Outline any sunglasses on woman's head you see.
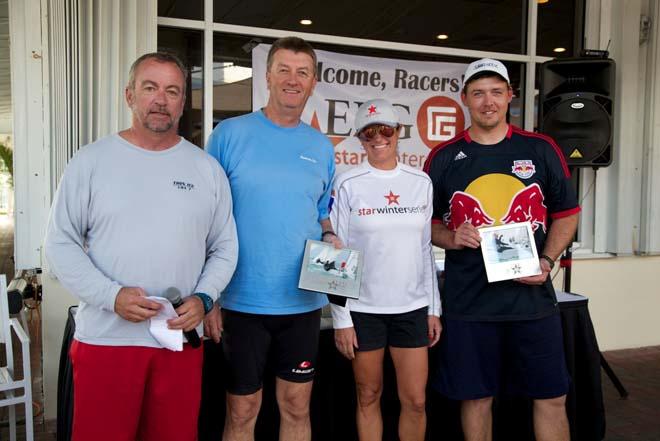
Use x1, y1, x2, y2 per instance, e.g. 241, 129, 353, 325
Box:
357, 124, 399, 141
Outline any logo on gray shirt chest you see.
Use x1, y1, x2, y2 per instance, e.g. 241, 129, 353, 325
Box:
173, 180, 195, 191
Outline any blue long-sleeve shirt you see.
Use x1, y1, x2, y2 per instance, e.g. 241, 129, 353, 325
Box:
206, 110, 334, 314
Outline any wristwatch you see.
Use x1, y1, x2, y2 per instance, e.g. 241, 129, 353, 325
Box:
193, 292, 214, 315
540, 254, 555, 270
321, 230, 337, 240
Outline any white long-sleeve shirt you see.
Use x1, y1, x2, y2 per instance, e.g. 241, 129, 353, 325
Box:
44, 134, 238, 347
330, 161, 441, 329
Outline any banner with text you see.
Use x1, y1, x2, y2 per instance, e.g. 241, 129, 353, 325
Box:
252, 44, 470, 172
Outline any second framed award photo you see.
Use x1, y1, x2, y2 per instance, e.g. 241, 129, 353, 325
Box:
298, 240, 363, 298
479, 221, 542, 283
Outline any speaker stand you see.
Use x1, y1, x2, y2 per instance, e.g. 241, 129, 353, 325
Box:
560, 228, 628, 399
600, 353, 629, 399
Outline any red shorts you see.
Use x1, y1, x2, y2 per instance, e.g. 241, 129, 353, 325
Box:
70, 340, 203, 441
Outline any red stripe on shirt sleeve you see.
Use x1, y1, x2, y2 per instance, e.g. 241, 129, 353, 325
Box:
550, 206, 581, 219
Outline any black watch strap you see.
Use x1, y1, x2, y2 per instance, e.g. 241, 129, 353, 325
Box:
321, 230, 337, 239
193, 292, 214, 315
540, 254, 555, 270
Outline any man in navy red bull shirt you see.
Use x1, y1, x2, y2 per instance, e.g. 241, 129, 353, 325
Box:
424, 58, 580, 441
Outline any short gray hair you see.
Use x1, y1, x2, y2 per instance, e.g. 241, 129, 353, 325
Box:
127, 52, 188, 95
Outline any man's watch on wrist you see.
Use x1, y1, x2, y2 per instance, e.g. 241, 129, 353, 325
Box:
193, 292, 214, 315
321, 230, 337, 240
540, 254, 555, 270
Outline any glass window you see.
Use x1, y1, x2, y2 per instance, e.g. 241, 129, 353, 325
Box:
213, 0, 527, 54
536, 0, 583, 58
211, 33, 271, 127
157, 27, 204, 146
505, 62, 525, 129
534, 63, 542, 130
158, 0, 203, 21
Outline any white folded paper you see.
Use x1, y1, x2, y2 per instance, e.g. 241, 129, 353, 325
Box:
148, 296, 183, 351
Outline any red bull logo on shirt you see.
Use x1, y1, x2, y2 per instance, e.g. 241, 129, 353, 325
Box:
501, 183, 547, 232
511, 160, 536, 179
443, 192, 495, 230
444, 173, 548, 233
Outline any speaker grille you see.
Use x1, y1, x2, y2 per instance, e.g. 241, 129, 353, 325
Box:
539, 58, 615, 167
542, 95, 612, 166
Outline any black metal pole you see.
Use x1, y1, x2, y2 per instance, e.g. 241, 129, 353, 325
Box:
600, 353, 629, 399
561, 245, 572, 293
561, 166, 577, 293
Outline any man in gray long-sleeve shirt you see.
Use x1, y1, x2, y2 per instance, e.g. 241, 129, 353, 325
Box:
44, 52, 238, 441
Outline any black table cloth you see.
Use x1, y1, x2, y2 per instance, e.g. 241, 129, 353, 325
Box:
57, 292, 605, 441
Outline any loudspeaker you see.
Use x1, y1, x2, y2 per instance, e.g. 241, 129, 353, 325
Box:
539, 58, 615, 167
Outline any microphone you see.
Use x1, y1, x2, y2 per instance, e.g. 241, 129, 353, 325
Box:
162, 287, 201, 348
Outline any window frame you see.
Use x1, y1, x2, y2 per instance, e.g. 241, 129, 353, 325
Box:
158, 0, 553, 144
157, 0, 623, 257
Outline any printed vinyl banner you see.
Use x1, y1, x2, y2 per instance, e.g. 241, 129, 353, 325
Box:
252, 44, 470, 172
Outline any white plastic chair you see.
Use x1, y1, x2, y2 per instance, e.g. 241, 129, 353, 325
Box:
0, 274, 33, 441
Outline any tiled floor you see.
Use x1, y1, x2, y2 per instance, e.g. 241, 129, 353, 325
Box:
0, 216, 658, 440
601, 346, 660, 441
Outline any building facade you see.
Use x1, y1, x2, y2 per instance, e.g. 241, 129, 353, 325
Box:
7, 0, 660, 419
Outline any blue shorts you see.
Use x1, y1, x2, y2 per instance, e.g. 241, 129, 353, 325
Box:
431, 313, 570, 400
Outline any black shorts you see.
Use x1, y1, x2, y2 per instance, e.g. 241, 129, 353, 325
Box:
430, 313, 570, 400
351, 306, 429, 351
221, 308, 321, 395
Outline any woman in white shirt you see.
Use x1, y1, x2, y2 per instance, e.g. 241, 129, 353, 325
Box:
330, 98, 442, 441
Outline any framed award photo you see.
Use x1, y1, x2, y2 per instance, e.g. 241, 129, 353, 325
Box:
298, 240, 363, 299
479, 222, 542, 283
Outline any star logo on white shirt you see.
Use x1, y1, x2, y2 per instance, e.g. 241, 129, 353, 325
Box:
384, 190, 400, 206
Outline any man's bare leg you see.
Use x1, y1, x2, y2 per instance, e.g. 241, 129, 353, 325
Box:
223, 390, 262, 441
276, 378, 313, 441
533, 395, 569, 441
461, 397, 493, 441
